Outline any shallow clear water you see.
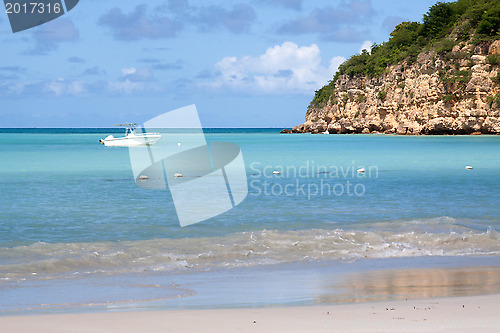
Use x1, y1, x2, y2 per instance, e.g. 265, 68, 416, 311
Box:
0, 129, 499, 312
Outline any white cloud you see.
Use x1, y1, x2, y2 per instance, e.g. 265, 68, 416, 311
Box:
121, 67, 154, 81
1, 66, 159, 97
0, 78, 87, 97
359, 40, 373, 54
204, 41, 344, 94
0, 67, 158, 97
109, 67, 157, 94
108, 80, 144, 94
121, 67, 137, 75
329, 56, 346, 74
44, 78, 85, 97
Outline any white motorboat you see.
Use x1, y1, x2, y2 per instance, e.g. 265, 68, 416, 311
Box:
99, 123, 161, 147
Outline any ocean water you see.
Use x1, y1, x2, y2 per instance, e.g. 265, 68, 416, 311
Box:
0, 129, 499, 312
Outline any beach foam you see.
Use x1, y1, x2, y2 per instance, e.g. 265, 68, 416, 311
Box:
1, 217, 498, 281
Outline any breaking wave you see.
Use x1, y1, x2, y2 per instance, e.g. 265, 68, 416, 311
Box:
1, 217, 498, 281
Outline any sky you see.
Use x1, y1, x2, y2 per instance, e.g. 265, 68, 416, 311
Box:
0, 0, 439, 128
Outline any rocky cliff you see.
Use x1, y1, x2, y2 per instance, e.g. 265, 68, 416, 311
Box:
289, 40, 500, 135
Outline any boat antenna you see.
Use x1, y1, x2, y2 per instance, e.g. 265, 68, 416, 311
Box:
114, 123, 137, 127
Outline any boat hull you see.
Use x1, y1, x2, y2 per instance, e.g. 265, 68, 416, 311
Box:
101, 135, 161, 147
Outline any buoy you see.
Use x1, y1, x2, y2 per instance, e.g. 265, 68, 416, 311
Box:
357, 168, 365, 173
273, 171, 280, 174
465, 166, 473, 170
139, 175, 149, 180
174, 173, 183, 178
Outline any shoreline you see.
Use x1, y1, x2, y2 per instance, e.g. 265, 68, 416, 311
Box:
2, 256, 500, 316
280, 128, 500, 135
1, 293, 499, 332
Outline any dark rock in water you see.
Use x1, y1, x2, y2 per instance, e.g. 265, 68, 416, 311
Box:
280, 129, 292, 134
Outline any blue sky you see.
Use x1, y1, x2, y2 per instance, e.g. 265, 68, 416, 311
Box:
0, 0, 438, 128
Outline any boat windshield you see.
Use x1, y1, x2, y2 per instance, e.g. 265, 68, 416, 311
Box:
115, 123, 137, 136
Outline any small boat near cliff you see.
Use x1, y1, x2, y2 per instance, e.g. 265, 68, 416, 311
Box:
99, 123, 161, 147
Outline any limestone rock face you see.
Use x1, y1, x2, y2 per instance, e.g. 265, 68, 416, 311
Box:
293, 40, 500, 135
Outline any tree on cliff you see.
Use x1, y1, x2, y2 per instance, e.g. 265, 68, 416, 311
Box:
309, 0, 500, 111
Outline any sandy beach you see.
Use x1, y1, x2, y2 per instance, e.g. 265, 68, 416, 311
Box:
1, 294, 498, 333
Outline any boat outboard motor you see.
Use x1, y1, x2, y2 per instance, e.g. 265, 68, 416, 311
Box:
99, 135, 114, 144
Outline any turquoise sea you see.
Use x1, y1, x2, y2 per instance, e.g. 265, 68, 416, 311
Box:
1, 129, 499, 314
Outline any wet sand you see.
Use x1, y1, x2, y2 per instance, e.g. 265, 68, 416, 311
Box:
2, 259, 500, 332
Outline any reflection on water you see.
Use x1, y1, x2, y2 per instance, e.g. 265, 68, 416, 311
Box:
318, 266, 500, 304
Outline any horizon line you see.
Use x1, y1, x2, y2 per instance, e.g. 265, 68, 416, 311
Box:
0, 126, 290, 129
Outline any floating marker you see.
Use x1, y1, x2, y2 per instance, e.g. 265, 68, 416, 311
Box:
129, 105, 248, 227
357, 168, 365, 173
465, 166, 473, 170
273, 171, 280, 174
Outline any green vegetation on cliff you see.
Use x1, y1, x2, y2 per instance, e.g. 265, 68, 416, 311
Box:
309, 0, 500, 110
